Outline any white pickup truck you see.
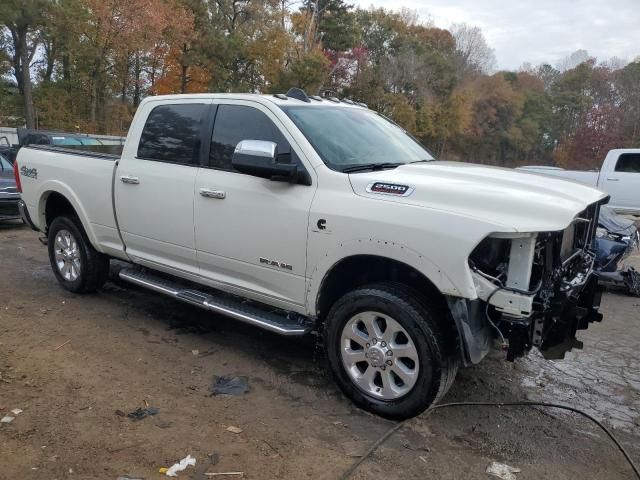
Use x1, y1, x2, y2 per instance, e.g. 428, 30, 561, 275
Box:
15, 90, 608, 419
518, 149, 640, 215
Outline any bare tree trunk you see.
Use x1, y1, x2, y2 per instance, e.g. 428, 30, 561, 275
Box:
90, 74, 98, 124
180, 44, 188, 93
133, 52, 142, 107
19, 38, 36, 128
121, 51, 131, 103
149, 51, 158, 90
96, 76, 106, 133
89, 55, 103, 126
121, 77, 127, 104
62, 53, 71, 82
43, 39, 56, 82
9, 28, 24, 94
181, 65, 188, 93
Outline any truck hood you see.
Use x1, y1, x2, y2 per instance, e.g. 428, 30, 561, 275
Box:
349, 161, 608, 232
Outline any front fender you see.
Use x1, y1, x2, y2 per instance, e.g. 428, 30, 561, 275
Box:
305, 237, 467, 316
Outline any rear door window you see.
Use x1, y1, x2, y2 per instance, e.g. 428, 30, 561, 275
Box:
210, 105, 291, 171
137, 104, 207, 165
614, 153, 640, 173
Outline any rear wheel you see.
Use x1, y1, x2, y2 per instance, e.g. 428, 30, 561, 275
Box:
48, 216, 109, 293
324, 282, 458, 419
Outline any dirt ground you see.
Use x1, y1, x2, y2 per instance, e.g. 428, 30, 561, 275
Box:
1, 221, 639, 480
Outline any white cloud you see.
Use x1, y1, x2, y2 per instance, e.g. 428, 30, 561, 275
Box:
353, 0, 640, 70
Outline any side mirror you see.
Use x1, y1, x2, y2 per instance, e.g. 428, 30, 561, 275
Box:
232, 140, 298, 182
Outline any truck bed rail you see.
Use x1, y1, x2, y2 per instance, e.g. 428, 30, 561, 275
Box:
23, 145, 120, 161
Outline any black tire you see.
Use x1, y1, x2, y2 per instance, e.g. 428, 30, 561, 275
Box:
48, 216, 109, 293
324, 282, 458, 420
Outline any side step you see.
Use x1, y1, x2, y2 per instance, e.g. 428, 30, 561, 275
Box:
118, 268, 313, 336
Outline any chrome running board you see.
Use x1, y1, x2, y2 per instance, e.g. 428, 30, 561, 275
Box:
118, 267, 313, 336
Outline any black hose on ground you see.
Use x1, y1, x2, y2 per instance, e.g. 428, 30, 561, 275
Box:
339, 401, 640, 480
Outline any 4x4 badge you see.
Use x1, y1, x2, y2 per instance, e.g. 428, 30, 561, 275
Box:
20, 166, 38, 179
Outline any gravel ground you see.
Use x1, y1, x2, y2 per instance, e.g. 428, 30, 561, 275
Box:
1, 221, 638, 480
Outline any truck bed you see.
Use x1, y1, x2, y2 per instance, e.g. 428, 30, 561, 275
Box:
17, 145, 124, 257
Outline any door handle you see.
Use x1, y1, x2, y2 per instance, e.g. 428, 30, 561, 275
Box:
199, 188, 226, 199
120, 175, 140, 185
606, 177, 619, 181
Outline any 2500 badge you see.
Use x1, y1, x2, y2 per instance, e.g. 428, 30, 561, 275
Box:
366, 181, 414, 196
20, 166, 38, 179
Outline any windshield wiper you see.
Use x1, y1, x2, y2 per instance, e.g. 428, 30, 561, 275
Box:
341, 162, 404, 173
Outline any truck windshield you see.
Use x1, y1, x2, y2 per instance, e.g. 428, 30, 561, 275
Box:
281, 106, 434, 172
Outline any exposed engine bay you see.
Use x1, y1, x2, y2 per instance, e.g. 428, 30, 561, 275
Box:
463, 200, 606, 362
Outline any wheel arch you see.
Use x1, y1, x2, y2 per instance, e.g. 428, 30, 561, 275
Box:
308, 238, 461, 317
315, 254, 450, 321
37, 184, 102, 252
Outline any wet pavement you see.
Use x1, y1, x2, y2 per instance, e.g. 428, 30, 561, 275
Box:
518, 253, 640, 432
1, 221, 639, 479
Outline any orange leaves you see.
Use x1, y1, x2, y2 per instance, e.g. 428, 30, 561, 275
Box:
151, 46, 211, 95
80, 0, 192, 55
246, 26, 292, 88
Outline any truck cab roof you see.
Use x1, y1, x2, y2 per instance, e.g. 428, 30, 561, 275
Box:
141, 92, 368, 109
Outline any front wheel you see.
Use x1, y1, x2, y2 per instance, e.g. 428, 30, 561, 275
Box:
324, 283, 458, 419
48, 216, 109, 293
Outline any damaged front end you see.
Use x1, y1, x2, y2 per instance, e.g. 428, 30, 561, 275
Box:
455, 201, 606, 363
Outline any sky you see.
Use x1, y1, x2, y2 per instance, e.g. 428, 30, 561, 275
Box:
352, 0, 640, 70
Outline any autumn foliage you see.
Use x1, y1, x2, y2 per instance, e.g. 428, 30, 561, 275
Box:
1, 0, 639, 169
